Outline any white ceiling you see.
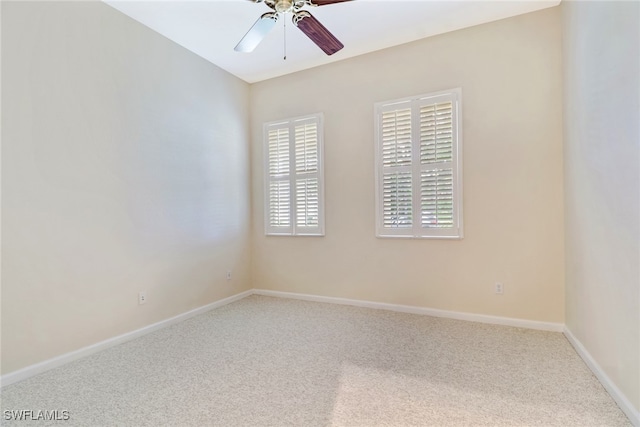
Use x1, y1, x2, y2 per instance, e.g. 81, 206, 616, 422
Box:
104, 0, 560, 83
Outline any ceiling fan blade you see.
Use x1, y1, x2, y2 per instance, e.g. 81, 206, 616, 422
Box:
307, 0, 353, 5
293, 11, 344, 56
234, 12, 278, 53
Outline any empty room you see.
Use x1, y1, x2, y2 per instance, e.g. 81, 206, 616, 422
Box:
1, 0, 638, 425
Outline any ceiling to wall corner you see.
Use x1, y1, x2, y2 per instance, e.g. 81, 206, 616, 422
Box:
104, 0, 560, 83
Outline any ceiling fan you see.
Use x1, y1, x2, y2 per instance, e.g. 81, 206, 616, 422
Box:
235, 0, 352, 56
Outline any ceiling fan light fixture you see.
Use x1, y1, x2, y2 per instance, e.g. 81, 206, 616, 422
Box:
275, 0, 294, 13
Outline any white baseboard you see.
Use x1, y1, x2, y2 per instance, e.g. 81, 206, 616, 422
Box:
0, 289, 253, 388
563, 327, 640, 426
252, 289, 565, 332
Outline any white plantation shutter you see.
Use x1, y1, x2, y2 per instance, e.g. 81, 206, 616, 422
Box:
381, 108, 412, 167
382, 172, 413, 228
269, 181, 290, 227
268, 127, 290, 176
295, 123, 318, 173
375, 89, 462, 238
379, 103, 413, 232
264, 114, 324, 236
420, 102, 453, 164
418, 99, 456, 235
267, 125, 291, 232
420, 169, 453, 228
294, 121, 320, 229
296, 178, 319, 227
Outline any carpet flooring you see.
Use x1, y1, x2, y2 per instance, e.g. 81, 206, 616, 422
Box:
0, 295, 632, 426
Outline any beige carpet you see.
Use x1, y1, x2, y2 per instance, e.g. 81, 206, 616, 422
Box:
0, 295, 631, 426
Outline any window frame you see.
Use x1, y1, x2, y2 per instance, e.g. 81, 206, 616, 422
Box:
374, 88, 463, 239
263, 113, 325, 237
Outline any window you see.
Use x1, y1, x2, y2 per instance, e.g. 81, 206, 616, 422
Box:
374, 89, 463, 239
264, 113, 324, 236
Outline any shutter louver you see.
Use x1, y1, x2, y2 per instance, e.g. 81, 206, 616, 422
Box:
383, 172, 413, 228
420, 102, 453, 164
421, 169, 454, 228
381, 108, 412, 167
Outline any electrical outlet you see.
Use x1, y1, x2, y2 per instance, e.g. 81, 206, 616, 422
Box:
495, 282, 504, 295
226, 271, 232, 281
139, 292, 147, 305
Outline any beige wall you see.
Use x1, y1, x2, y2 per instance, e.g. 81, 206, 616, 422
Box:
251, 8, 565, 323
1, 1, 251, 374
562, 0, 640, 413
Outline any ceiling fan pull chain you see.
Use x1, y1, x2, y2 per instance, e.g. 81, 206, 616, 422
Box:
283, 12, 287, 60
